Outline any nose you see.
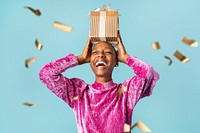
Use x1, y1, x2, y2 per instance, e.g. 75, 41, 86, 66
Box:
98, 53, 105, 58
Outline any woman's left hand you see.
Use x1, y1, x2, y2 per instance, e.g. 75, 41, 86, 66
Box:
117, 31, 129, 63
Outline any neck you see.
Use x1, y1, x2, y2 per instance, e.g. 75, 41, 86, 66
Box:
95, 76, 112, 83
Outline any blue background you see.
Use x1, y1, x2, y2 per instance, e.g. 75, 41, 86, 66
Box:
0, 0, 200, 133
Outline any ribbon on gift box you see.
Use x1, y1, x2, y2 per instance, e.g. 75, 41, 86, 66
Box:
99, 11, 106, 41
95, 4, 113, 12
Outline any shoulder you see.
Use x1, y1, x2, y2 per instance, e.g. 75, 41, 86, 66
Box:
70, 77, 87, 85
70, 78, 88, 91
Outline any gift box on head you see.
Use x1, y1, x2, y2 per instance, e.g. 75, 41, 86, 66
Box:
89, 5, 119, 47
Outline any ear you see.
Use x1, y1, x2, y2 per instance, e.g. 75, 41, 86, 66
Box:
115, 51, 119, 67
89, 62, 92, 68
115, 59, 119, 67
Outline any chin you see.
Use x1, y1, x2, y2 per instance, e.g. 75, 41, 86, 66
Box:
92, 67, 113, 78
95, 71, 112, 78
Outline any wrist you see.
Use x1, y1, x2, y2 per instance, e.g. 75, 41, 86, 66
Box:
123, 54, 129, 63
77, 55, 85, 65
120, 54, 129, 64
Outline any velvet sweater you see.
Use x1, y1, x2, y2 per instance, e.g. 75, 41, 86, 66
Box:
39, 53, 159, 133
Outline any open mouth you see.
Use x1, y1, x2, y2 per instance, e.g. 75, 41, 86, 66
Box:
95, 61, 107, 69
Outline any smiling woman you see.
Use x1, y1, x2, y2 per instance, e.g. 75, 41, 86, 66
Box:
89, 42, 118, 83
39, 31, 159, 133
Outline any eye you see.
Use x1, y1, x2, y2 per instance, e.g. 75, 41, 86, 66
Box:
91, 51, 98, 54
104, 51, 112, 54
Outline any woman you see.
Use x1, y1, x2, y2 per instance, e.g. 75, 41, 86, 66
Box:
39, 32, 159, 133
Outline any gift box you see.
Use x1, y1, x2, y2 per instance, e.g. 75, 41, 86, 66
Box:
89, 6, 119, 46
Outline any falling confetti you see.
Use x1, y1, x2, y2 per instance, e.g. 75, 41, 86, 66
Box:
53, 21, 72, 32
23, 102, 37, 107
131, 121, 151, 132
124, 123, 131, 132
35, 39, 43, 51
73, 95, 79, 100
25, 57, 36, 68
24, 6, 41, 16
182, 36, 198, 47
173, 50, 190, 63
152, 42, 160, 50
164, 56, 172, 66
116, 86, 127, 99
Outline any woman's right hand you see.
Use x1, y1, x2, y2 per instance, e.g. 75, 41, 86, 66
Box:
77, 37, 93, 65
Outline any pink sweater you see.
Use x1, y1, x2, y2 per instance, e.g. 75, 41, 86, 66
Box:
39, 53, 159, 133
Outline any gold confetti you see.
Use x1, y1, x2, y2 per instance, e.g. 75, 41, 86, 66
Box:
164, 56, 172, 66
24, 6, 41, 16
131, 121, 151, 132
173, 50, 190, 63
73, 95, 79, 100
182, 36, 198, 47
35, 39, 43, 51
53, 21, 72, 32
23, 102, 37, 107
124, 123, 131, 132
152, 42, 160, 50
116, 86, 127, 99
25, 57, 36, 68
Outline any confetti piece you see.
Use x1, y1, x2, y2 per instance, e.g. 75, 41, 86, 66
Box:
182, 36, 198, 47
164, 56, 172, 66
53, 21, 72, 32
131, 123, 137, 130
131, 121, 151, 132
116, 86, 127, 99
23, 102, 37, 107
173, 50, 190, 63
35, 39, 43, 51
73, 95, 79, 100
25, 57, 36, 68
124, 123, 131, 132
152, 42, 160, 50
24, 6, 41, 16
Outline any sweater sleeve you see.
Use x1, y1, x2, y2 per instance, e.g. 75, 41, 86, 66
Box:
39, 53, 86, 108
122, 56, 160, 109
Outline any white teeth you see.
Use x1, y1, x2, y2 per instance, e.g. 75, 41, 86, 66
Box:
95, 61, 107, 67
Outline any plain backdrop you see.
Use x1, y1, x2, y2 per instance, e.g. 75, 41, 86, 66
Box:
0, 0, 200, 133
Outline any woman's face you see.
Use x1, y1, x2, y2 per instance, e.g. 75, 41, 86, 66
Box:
90, 42, 117, 80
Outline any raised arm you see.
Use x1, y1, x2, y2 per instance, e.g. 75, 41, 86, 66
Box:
39, 38, 92, 108
117, 31, 160, 109
39, 54, 82, 107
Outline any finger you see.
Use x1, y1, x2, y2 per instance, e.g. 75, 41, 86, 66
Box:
117, 30, 122, 39
87, 37, 93, 48
117, 36, 121, 43
117, 30, 120, 35
117, 32, 123, 44
86, 37, 91, 45
117, 36, 123, 48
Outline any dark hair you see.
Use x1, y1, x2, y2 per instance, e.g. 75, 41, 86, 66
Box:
92, 41, 117, 51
